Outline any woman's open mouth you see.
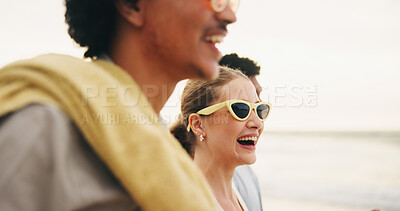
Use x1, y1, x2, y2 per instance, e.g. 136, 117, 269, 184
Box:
237, 136, 257, 147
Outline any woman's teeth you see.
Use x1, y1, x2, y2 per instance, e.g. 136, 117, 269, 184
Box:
237, 136, 257, 141
237, 136, 257, 146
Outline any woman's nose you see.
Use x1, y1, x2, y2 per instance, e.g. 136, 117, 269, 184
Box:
247, 110, 263, 130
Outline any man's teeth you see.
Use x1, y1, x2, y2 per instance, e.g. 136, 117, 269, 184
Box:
205, 35, 224, 43
237, 136, 258, 141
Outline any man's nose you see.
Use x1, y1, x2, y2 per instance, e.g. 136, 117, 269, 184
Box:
215, 3, 237, 25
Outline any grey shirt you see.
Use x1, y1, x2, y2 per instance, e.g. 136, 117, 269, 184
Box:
233, 165, 264, 211
0, 104, 139, 211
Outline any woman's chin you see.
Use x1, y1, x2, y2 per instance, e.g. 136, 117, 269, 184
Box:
238, 155, 256, 166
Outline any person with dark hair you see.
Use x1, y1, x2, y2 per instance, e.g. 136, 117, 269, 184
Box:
0, 0, 239, 210
220, 53, 265, 211
220, 53, 263, 97
171, 67, 270, 210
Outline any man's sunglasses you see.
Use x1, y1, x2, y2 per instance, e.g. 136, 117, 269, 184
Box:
187, 99, 271, 132
210, 0, 240, 13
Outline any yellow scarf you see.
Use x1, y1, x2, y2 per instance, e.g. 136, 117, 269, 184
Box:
0, 54, 216, 210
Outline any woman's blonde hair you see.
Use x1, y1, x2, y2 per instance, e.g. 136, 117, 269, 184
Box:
170, 66, 248, 157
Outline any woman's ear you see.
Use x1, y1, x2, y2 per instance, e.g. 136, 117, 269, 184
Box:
188, 114, 205, 137
115, 0, 145, 27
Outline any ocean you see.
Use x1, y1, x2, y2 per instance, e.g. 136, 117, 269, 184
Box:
252, 131, 400, 211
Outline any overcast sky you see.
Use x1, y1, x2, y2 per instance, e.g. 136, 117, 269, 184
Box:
1, 0, 399, 131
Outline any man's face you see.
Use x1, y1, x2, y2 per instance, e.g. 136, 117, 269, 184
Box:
141, 0, 237, 81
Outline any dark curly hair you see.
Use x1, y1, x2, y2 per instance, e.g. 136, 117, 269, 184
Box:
219, 53, 261, 77
65, 0, 139, 58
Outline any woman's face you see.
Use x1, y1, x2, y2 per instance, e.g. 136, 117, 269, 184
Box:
202, 77, 264, 167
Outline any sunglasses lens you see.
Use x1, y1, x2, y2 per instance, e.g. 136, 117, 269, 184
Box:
231, 103, 250, 119
257, 104, 270, 120
211, 0, 227, 12
229, 0, 240, 13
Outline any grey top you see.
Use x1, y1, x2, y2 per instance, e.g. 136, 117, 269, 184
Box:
233, 165, 264, 211
0, 104, 139, 211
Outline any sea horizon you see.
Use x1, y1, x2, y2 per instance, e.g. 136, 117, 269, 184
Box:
252, 131, 400, 211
